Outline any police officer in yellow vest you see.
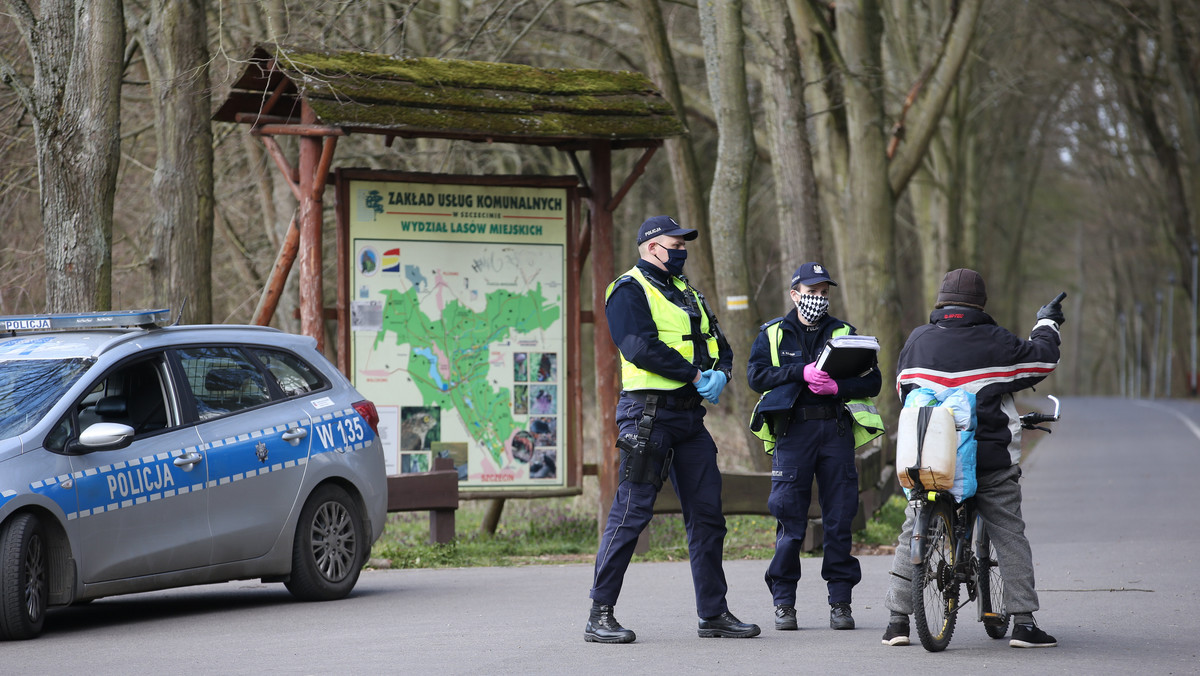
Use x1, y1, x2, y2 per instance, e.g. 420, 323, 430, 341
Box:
746, 262, 882, 632
585, 216, 760, 644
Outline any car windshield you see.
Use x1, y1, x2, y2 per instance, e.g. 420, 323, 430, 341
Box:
0, 358, 92, 439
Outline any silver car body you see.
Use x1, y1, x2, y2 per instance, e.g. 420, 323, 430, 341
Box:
0, 320, 386, 606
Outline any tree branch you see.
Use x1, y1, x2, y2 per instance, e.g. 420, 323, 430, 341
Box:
0, 53, 32, 112
887, 0, 982, 196
799, 0, 849, 73
5, 0, 36, 36
0, 0, 37, 112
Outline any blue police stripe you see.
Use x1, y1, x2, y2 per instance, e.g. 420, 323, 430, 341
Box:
14, 406, 375, 521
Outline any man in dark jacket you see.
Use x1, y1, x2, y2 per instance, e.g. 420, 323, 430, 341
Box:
883, 268, 1063, 649
747, 262, 882, 632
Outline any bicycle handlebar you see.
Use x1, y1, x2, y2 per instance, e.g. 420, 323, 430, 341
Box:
1019, 394, 1061, 432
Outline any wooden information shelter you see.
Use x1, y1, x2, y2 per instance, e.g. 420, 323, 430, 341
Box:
214, 44, 685, 528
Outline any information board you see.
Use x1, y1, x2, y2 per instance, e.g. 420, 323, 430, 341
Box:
345, 175, 570, 491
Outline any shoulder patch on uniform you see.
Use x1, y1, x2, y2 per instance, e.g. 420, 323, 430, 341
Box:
759, 316, 785, 331
604, 275, 639, 306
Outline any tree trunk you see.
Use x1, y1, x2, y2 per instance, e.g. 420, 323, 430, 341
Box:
139, 0, 214, 323
748, 0, 824, 294
1159, 0, 1200, 226
634, 0, 716, 292
698, 0, 764, 467
834, 0, 904, 434
5, 0, 126, 312
791, 0, 848, 262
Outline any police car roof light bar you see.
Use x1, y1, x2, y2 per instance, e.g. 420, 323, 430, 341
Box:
1, 309, 173, 333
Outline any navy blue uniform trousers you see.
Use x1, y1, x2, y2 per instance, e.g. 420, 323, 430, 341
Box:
764, 412, 862, 606
589, 395, 730, 618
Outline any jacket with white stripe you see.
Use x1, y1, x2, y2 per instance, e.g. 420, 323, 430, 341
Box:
896, 305, 1061, 472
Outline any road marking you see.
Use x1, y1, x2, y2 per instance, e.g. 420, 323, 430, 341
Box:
1136, 400, 1200, 442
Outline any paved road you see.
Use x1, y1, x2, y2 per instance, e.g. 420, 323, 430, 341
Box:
4, 397, 1198, 674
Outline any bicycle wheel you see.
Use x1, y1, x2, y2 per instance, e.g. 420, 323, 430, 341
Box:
912, 499, 958, 652
975, 520, 1010, 639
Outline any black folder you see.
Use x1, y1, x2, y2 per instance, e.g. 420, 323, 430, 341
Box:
815, 335, 880, 378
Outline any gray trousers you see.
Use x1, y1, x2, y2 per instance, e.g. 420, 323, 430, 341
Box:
885, 464, 1040, 617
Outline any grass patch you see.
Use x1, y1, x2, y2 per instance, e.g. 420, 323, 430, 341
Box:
855, 494, 907, 547
369, 493, 906, 569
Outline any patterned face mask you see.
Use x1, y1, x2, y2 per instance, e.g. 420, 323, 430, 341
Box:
794, 293, 829, 324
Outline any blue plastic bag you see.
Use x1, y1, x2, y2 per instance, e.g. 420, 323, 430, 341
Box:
901, 387, 977, 500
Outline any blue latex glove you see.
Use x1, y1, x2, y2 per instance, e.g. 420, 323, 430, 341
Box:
696, 369, 727, 404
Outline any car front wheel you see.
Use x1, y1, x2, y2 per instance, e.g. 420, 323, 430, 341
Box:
285, 485, 365, 601
0, 513, 48, 640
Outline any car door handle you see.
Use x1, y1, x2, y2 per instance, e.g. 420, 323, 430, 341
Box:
173, 451, 203, 470
281, 428, 308, 445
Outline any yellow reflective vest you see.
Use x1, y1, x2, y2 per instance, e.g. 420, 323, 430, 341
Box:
750, 321, 885, 452
605, 266, 719, 391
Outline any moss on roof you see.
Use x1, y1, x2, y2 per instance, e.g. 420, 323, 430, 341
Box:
215, 44, 686, 143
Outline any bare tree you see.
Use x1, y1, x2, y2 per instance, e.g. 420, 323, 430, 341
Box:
698, 0, 764, 465
132, 0, 214, 323
747, 0, 824, 284
791, 0, 982, 431
634, 0, 716, 292
0, 0, 125, 311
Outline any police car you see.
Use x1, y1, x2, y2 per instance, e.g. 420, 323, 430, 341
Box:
0, 310, 387, 639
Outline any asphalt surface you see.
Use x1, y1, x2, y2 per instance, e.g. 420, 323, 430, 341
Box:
4, 396, 1198, 674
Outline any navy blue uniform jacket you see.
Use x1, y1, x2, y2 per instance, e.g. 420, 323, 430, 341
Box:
746, 311, 882, 433
605, 259, 734, 394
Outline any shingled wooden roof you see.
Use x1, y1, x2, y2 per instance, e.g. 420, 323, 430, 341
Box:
214, 44, 686, 146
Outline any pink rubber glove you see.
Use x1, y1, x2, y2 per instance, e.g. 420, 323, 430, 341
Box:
803, 362, 838, 395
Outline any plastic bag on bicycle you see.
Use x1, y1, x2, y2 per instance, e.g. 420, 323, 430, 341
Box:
896, 387, 978, 501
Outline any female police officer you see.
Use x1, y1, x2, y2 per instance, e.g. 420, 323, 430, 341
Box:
746, 262, 882, 632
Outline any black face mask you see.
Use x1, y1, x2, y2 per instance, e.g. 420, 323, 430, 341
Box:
655, 246, 687, 277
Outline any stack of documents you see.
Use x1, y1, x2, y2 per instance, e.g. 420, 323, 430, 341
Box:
815, 335, 880, 378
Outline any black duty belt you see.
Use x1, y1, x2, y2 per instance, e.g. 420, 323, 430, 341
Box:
798, 404, 841, 420
622, 390, 704, 410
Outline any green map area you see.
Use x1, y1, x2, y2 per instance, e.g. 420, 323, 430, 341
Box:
375, 284, 560, 466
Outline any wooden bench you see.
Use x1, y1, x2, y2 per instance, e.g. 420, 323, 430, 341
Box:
647, 445, 896, 552
385, 456, 459, 543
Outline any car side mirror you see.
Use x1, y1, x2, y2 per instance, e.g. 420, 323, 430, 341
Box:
68, 422, 136, 453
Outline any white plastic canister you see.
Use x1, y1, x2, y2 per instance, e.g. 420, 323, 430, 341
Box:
896, 406, 958, 490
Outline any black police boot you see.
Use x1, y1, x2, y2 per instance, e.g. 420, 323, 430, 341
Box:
584, 603, 636, 644
830, 602, 855, 630
774, 604, 798, 631
698, 611, 762, 638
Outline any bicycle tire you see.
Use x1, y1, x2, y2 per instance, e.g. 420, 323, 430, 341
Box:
913, 499, 958, 652
975, 520, 1010, 639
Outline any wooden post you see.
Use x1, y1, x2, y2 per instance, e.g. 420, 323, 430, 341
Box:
481, 498, 506, 535
297, 101, 324, 351
590, 143, 618, 532
429, 457, 457, 544
251, 216, 299, 326
566, 188, 584, 492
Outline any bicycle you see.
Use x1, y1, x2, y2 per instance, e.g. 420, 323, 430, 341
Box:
909, 395, 1061, 652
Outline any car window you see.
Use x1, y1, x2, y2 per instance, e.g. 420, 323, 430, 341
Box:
0, 357, 92, 439
72, 355, 176, 438
248, 347, 327, 397
176, 346, 271, 420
